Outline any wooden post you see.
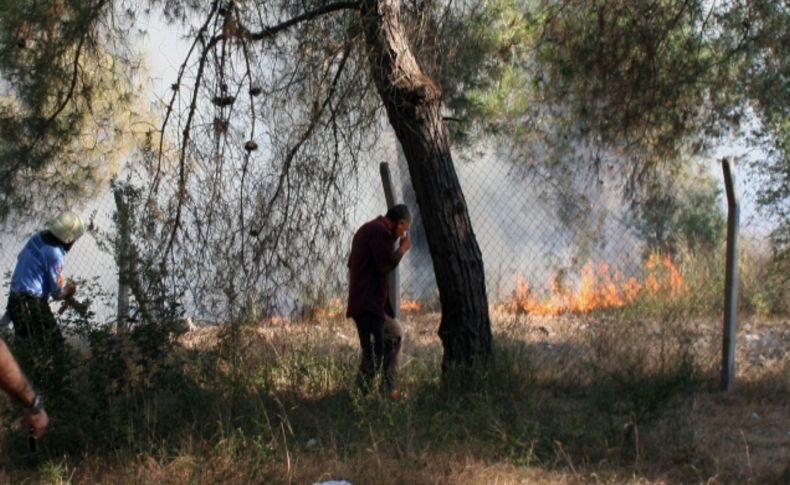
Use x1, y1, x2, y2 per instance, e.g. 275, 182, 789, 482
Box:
721, 158, 740, 391
113, 187, 131, 332
379, 162, 400, 319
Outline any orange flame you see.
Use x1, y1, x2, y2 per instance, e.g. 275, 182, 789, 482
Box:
501, 255, 685, 316
310, 298, 424, 320
311, 298, 345, 320
400, 299, 422, 314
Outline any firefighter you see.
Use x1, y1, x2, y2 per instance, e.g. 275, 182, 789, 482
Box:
6, 210, 85, 349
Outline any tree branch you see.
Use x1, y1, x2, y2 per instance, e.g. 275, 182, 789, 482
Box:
243, 1, 361, 40
47, 33, 87, 127
162, 32, 219, 264
151, 1, 220, 199
19, 0, 112, 162
251, 44, 353, 264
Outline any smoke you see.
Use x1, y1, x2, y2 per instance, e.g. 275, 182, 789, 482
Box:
377, 133, 645, 305
0, 130, 646, 323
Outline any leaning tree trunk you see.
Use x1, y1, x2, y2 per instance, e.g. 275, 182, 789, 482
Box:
360, 0, 492, 369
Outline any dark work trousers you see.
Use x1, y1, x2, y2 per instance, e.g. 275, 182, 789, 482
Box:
7, 292, 68, 392
353, 313, 403, 393
8, 293, 63, 344
7, 293, 71, 396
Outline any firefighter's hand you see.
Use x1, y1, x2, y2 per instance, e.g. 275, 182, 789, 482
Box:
25, 408, 49, 439
61, 280, 77, 299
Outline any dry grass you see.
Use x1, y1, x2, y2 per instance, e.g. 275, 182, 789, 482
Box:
0, 310, 787, 484
176, 311, 786, 484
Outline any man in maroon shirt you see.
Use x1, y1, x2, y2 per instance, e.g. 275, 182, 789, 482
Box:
346, 204, 411, 395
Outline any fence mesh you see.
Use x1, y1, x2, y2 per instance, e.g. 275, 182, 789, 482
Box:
359, 136, 659, 320
1, 131, 726, 328
8, 130, 774, 393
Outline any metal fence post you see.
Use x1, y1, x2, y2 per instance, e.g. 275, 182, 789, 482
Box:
721, 158, 740, 391
379, 162, 400, 319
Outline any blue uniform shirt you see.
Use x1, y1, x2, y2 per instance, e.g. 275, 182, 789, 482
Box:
9, 232, 66, 299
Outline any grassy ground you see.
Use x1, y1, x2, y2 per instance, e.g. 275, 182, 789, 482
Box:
0, 310, 787, 484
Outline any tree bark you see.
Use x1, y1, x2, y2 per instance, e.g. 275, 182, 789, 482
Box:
360, 0, 492, 369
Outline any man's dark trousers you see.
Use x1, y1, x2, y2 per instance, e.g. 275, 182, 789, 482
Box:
353, 313, 403, 392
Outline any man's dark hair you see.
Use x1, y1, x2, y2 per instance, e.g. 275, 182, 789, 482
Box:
385, 204, 411, 223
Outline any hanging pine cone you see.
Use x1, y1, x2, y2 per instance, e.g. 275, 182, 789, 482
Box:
212, 95, 235, 107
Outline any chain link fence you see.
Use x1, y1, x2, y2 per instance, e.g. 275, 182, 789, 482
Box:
1, 131, 733, 328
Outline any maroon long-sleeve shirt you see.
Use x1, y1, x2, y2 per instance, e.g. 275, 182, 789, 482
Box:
346, 216, 401, 319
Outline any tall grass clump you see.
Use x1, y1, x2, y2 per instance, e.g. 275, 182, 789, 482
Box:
659, 233, 789, 318
737, 236, 790, 316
